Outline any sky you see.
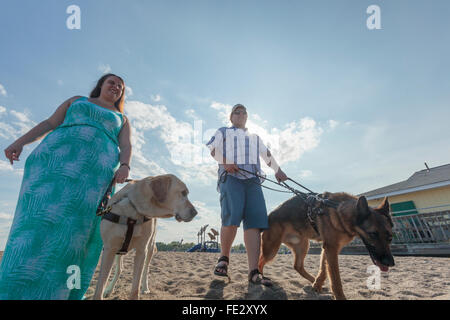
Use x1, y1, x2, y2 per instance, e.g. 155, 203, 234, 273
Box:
0, 0, 449, 250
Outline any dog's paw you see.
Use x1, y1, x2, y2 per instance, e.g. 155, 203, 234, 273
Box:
141, 290, 151, 295
312, 282, 323, 293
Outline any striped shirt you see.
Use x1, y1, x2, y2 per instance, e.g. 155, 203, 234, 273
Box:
206, 126, 276, 182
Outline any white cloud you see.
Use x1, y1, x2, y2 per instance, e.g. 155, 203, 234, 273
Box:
125, 86, 133, 98
151, 94, 161, 102
0, 106, 36, 140
0, 84, 7, 97
0, 160, 14, 172
185, 109, 198, 120
327, 119, 339, 130
0, 212, 13, 220
98, 64, 112, 74
124, 100, 217, 185
0, 122, 16, 139
57, 80, 64, 86
10, 110, 31, 123
125, 118, 167, 180
299, 170, 313, 178
209, 102, 323, 166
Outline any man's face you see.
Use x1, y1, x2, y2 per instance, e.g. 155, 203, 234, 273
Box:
230, 107, 247, 128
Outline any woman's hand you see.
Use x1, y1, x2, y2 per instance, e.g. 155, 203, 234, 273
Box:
4, 142, 23, 165
114, 165, 129, 184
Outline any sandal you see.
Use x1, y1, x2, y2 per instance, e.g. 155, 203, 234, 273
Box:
248, 269, 272, 287
214, 256, 229, 277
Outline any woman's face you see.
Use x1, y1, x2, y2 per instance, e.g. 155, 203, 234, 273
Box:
100, 76, 124, 102
230, 107, 247, 128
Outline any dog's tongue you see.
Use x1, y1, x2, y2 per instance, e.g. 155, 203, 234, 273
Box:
376, 261, 389, 272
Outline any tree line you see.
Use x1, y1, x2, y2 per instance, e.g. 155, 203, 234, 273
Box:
155, 241, 291, 253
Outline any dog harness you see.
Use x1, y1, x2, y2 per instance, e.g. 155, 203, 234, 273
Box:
101, 211, 151, 255
305, 194, 340, 236
96, 179, 150, 255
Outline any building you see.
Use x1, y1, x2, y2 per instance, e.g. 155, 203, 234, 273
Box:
356, 163, 450, 254
361, 163, 450, 216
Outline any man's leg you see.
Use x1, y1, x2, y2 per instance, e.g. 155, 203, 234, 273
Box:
243, 179, 270, 285
216, 225, 238, 274
221, 225, 238, 257
243, 228, 260, 271
244, 228, 271, 285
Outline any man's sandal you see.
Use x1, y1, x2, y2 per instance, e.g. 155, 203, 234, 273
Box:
248, 269, 273, 287
214, 256, 229, 278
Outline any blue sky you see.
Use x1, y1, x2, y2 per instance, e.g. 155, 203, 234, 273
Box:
1, 0, 450, 250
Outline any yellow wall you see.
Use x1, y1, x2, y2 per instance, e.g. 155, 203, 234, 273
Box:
368, 185, 450, 213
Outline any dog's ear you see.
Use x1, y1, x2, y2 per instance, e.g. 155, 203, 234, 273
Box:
151, 176, 172, 203
375, 197, 390, 215
356, 196, 370, 224
375, 196, 394, 226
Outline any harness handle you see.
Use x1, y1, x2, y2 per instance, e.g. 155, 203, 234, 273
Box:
96, 178, 134, 216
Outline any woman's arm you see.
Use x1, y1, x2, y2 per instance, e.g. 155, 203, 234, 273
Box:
4, 96, 81, 164
114, 115, 132, 183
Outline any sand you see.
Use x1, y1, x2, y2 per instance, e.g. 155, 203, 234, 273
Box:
81, 251, 450, 300
1, 250, 448, 300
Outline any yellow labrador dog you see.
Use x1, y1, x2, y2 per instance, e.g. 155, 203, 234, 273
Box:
93, 174, 197, 300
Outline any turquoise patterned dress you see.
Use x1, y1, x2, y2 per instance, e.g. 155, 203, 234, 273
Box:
0, 97, 123, 300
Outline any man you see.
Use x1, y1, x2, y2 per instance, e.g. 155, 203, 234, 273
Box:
206, 104, 288, 286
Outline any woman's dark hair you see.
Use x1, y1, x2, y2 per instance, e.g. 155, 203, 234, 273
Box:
89, 73, 126, 113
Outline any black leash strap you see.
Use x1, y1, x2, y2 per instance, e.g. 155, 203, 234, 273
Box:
237, 168, 312, 198
232, 168, 341, 208
217, 167, 343, 238
96, 178, 134, 217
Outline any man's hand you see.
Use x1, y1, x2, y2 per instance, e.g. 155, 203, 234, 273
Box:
275, 168, 288, 183
224, 164, 239, 173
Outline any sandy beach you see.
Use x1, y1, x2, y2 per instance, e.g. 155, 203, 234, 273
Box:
1, 250, 448, 300
81, 251, 450, 300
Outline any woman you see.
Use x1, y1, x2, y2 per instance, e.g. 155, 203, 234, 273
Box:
0, 74, 132, 299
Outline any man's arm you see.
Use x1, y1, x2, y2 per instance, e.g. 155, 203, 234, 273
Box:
258, 137, 288, 182
207, 129, 239, 173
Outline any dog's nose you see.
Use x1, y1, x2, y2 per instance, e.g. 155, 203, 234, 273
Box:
381, 255, 395, 267
191, 207, 198, 217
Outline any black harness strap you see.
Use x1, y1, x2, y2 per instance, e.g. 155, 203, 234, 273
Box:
97, 178, 149, 255
102, 211, 151, 255
119, 218, 137, 255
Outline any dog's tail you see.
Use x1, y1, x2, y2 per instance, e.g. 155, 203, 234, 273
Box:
259, 222, 284, 273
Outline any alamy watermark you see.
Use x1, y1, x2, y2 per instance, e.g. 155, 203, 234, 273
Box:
366, 265, 381, 290
66, 5, 81, 30
66, 265, 81, 290
367, 5, 381, 30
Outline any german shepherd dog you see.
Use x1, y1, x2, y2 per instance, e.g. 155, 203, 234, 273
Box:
258, 192, 395, 300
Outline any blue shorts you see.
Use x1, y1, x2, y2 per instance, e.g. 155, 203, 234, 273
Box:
219, 175, 268, 231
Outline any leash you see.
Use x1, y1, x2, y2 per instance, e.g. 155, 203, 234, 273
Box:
235, 168, 315, 200
223, 167, 342, 237
236, 170, 293, 194
96, 178, 134, 217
